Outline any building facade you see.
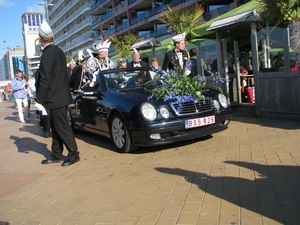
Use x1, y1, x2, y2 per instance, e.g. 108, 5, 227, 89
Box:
48, 0, 94, 59
21, 12, 43, 76
0, 47, 25, 81
47, 0, 249, 60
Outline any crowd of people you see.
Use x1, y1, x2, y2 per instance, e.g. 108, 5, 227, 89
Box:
4, 20, 212, 167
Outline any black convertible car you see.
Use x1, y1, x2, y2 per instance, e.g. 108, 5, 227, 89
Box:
68, 67, 232, 153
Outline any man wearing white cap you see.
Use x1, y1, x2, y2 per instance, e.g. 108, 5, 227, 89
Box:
127, 48, 148, 68
37, 20, 79, 166
162, 32, 189, 74
86, 39, 114, 86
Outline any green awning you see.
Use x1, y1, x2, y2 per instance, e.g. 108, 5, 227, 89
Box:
191, 0, 261, 39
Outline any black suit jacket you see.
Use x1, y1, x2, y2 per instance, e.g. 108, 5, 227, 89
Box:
162, 49, 189, 73
37, 44, 72, 110
127, 60, 149, 68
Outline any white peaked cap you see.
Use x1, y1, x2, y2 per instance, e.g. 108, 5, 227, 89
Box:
172, 32, 186, 43
77, 49, 85, 62
93, 39, 111, 52
69, 58, 76, 65
39, 20, 54, 39
132, 48, 140, 55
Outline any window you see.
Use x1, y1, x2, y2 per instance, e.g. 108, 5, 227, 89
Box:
257, 26, 284, 72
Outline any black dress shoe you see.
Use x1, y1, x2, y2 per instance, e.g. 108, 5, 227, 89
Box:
61, 156, 80, 166
41, 158, 63, 164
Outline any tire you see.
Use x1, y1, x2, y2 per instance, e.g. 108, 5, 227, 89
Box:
110, 113, 137, 153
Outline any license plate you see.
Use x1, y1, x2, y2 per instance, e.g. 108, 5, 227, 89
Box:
185, 115, 215, 129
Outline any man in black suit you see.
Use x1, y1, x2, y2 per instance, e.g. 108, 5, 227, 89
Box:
127, 48, 149, 68
162, 32, 189, 74
37, 20, 79, 166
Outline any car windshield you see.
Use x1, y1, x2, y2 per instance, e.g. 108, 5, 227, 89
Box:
102, 68, 158, 90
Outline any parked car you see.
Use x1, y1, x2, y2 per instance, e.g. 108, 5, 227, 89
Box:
68, 67, 233, 153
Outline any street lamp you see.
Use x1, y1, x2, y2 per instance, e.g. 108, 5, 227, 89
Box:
37, 0, 54, 22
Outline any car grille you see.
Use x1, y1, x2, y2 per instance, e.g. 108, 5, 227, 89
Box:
171, 99, 213, 116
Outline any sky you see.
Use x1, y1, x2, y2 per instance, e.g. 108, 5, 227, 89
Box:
0, 0, 44, 57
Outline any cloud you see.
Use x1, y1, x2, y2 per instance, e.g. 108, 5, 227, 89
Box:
0, 0, 15, 7
26, 4, 44, 14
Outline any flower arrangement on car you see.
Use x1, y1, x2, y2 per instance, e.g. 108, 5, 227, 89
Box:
147, 60, 229, 112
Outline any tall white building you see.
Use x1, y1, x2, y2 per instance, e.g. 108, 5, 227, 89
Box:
48, 0, 94, 59
21, 12, 43, 76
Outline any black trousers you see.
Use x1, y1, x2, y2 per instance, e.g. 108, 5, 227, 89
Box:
41, 109, 51, 132
50, 106, 78, 160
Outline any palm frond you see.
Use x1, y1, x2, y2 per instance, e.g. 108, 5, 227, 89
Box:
159, 4, 205, 41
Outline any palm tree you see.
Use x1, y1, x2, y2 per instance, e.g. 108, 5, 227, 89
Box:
159, 4, 205, 43
108, 33, 142, 59
255, 0, 300, 52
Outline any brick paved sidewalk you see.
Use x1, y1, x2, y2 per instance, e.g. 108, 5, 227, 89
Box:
0, 100, 300, 225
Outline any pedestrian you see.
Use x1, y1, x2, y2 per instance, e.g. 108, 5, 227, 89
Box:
126, 48, 148, 68
189, 48, 208, 77
11, 69, 29, 123
37, 20, 79, 166
23, 75, 33, 118
162, 32, 189, 74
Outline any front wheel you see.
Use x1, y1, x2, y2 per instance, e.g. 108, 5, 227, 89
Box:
110, 113, 137, 153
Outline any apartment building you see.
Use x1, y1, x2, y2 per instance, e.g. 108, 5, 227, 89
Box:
48, 0, 250, 59
21, 12, 43, 76
48, 0, 94, 58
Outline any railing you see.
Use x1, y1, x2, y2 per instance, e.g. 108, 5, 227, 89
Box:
52, 3, 90, 33
101, 10, 113, 21
91, 0, 107, 12
116, 22, 128, 32
61, 32, 94, 52
149, 5, 165, 17
130, 11, 149, 26
139, 27, 169, 39
55, 18, 92, 45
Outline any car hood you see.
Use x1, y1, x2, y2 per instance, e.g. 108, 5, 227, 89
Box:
117, 88, 151, 102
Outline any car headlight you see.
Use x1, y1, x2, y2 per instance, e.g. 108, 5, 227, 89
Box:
141, 102, 157, 121
218, 93, 228, 108
159, 106, 170, 119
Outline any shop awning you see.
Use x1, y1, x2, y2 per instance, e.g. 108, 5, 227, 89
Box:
207, 9, 263, 31
191, 0, 261, 39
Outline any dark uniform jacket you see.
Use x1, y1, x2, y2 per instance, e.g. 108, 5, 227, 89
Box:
162, 49, 189, 74
37, 44, 72, 110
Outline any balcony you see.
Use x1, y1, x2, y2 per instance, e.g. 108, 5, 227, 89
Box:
90, 0, 107, 15
91, 15, 110, 30
52, 2, 90, 33
139, 27, 169, 39
130, 12, 150, 26
55, 17, 92, 45
116, 22, 128, 32
50, 0, 79, 25
101, 10, 113, 23
61, 32, 94, 52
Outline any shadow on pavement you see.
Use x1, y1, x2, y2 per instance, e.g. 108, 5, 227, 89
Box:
155, 161, 300, 225
10, 135, 50, 158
